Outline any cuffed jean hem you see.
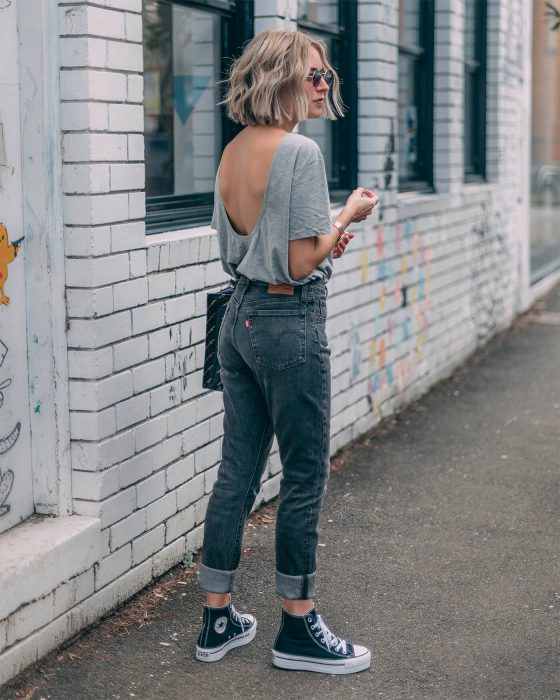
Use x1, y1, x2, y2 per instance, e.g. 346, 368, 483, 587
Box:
198, 563, 237, 594
276, 570, 316, 599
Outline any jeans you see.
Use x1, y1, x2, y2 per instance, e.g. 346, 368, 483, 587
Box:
198, 275, 331, 599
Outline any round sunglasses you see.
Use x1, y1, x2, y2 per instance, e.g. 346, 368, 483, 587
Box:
307, 69, 333, 87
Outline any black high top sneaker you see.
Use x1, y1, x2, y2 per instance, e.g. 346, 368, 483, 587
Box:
196, 603, 257, 662
272, 607, 371, 674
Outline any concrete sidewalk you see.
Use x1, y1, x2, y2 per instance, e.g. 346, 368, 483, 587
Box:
4, 285, 559, 700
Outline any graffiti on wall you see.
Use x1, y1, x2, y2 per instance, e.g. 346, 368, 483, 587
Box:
366, 216, 433, 417
0, 223, 23, 305
0, 334, 16, 516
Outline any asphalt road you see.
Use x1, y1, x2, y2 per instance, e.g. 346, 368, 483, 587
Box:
3, 285, 559, 700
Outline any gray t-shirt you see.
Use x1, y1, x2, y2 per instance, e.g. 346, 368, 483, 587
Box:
211, 132, 333, 286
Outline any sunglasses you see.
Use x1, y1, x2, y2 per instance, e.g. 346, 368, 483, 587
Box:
307, 69, 333, 87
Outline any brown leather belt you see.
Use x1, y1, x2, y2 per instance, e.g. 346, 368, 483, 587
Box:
267, 283, 295, 295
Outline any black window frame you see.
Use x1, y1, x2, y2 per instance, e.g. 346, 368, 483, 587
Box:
297, 0, 358, 200
464, 0, 487, 181
397, 0, 434, 192
144, 0, 254, 234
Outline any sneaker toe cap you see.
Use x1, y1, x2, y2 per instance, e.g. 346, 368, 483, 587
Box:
352, 644, 371, 658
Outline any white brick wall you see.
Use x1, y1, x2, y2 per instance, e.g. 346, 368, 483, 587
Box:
0, 0, 533, 684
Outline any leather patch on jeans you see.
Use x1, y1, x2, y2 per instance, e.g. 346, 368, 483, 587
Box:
267, 284, 295, 295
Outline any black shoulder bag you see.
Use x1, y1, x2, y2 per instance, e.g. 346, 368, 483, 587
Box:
202, 282, 235, 391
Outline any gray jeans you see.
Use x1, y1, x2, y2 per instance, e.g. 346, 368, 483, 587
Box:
198, 275, 331, 599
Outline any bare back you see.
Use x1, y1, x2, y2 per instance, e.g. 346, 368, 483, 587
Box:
218, 126, 288, 236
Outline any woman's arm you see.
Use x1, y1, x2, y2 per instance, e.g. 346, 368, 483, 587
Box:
288, 188, 377, 281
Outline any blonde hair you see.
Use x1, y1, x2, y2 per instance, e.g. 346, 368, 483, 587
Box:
220, 29, 345, 126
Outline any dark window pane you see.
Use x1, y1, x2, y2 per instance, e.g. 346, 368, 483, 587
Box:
464, 70, 474, 172
143, 1, 221, 198
398, 52, 418, 182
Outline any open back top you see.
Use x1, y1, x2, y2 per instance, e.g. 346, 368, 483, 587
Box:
211, 132, 333, 286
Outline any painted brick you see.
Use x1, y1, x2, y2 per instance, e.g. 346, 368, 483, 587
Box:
60, 36, 107, 68
128, 134, 144, 161
64, 193, 129, 226
150, 380, 181, 417
53, 570, 95, 618
152, 538, 186, 579
130, 250, 147, 278
59, 5, 126, 40
148, 272, 176, 301
194, 439, 221, 474
113, 277, 149, 312
132, 358, 166, 395
95, 545, 132, 590
151, 435, 182, 470
113, 336, 149, 372
111, 221, 146, 253
165, 454, 195, 491
108, 104, 144, 133
182, 420, 210, 459
132, 301, 165, 335
134, 412, 167, 452
194, 495, 210, 526
124, 12, 143, 42
110, 510, 147, 550
66, 254, 130, 288
70, 407, 117, 441
116, 392, 151, 431
128, 192, 146, 219
110, 163, 145, 191
165, 506, 195, 544
6, 594, 55, 647
68, 348, 113, 380
60, 69, 127, 102
66, 286, 114, 319
176, 473, 205, 511
148, 326, 181, 360
167, 402, 197, 437
61, 101, 109, 131
63, 163, 111, 195
127, 74, 144, 103
164, 295, 196, 324
72, 465, 120, 501
136, 471, 166, 508
74, 486, 136, 529
146, 492, 177, 530
64, 226, 112, 260
63, 133, 127, 163
105, 0, 142, 11
132, 524, 165, 566
71, 429, 135, 472
107, 39, 143, 71
67, 312, 132, 350
69, 371, 133, 411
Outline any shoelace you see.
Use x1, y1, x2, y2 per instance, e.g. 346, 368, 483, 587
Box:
230, 606, 249, 632
311, 614, 348, 654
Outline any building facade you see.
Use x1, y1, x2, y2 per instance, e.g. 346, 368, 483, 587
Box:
0, 0, 547, 683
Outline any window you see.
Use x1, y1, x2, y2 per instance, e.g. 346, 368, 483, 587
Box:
143, 0, 253, 233
464, 0, 487, 179
297, 0, 358, 197
397, 0, 434, 190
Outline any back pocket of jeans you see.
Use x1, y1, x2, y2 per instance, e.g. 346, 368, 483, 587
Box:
248, 308, 306, 370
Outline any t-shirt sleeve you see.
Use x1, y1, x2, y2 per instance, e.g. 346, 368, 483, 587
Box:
289, 150, 332, 240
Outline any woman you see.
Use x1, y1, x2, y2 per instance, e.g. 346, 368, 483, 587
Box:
196, 29, 378, 675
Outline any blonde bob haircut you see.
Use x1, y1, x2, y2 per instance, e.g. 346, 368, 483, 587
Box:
220, 29, 345, 126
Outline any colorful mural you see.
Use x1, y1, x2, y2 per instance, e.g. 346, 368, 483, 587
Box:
0, 223, 23, 305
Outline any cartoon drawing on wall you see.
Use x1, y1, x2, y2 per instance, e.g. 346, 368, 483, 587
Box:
0, 421, 20, 455
0, 468, 14, 516
0, 0, 12, 9
0, 378, 12, 409
0, 224, 24, 306
0, 339, 7, 367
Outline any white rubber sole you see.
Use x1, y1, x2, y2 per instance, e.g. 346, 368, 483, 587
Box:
272, 648, 372, 675
196, 621, 257, 662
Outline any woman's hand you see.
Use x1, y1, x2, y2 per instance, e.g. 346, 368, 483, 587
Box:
332, 232, 355, 259
345, 187, 379, 223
